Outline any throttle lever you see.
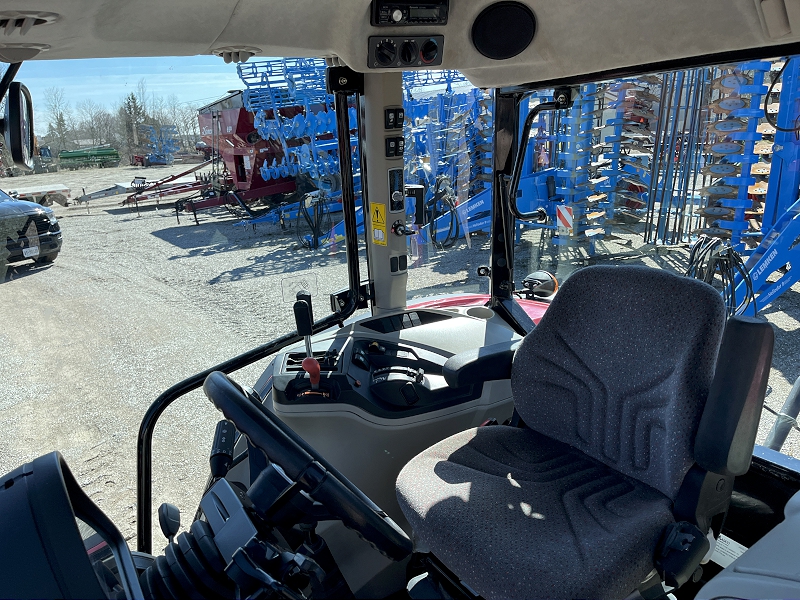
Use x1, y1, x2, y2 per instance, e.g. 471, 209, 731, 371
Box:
302, 356, 321, 390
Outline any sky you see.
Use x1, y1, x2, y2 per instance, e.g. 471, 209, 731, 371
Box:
16, 56, 249, 134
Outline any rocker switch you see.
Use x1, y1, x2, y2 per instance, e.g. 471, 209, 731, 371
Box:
384, 108, 396, 130
384, 108, 405, 130
400, 382, 420, 405
385, 137, 397, 157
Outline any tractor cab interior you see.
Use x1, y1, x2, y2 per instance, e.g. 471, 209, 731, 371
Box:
2, 1, 800, 599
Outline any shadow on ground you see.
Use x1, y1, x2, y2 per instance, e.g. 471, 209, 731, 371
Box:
208, 244, 351, 284
2, 260, 54, 282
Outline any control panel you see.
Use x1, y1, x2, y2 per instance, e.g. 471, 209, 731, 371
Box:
371, 0, 448, 26
368, 35, 444, 69
270, 310, 483, 418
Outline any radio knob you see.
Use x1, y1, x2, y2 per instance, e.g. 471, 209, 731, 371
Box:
392, 8, 403, 22
420, 38, 439, 64
375, 39, 397, 66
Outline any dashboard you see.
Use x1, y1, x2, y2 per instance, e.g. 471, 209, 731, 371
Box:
267, 307, 520, 420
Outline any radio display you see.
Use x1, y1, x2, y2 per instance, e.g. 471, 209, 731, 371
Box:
410, 7, 439, 18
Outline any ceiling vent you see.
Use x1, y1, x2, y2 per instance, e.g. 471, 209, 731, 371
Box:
211, 46, 261, 64
0, 11, 59, 36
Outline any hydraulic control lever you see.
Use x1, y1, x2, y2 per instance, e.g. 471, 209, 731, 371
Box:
293, 290, 321, 389
293, 290, 314, 358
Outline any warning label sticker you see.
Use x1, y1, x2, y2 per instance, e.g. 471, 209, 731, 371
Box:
372, 204, 387, 246
709, 534, 748, 568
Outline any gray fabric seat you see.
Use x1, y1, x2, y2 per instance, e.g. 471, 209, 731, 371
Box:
396, 266, 727, 599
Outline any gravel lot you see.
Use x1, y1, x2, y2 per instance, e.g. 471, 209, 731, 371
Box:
2, 164, 800, 548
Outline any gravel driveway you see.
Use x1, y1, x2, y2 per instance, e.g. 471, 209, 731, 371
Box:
1, 164, 800, 549
0, 164, 361, 546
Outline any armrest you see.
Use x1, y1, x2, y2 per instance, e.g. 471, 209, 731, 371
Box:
442, 340, 520, 388
695, 316, 774, 477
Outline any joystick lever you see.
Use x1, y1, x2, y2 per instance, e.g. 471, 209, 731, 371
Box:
293, 290, 314, 358
294, 290, 321, 389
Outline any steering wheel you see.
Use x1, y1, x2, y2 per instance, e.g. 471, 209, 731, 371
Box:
202, 371, 412, 562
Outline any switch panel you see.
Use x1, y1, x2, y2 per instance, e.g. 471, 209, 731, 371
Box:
369, 35, 444, 69
384, 107, 404, 130
385, 136, 404, 157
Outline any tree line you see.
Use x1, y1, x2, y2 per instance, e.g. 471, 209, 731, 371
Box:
40, 79, 202, 158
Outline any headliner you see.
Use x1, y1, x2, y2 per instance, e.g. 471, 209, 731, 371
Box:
2, 1, 800, 88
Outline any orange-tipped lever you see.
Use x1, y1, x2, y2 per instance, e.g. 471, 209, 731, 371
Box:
302, 356, 321, 390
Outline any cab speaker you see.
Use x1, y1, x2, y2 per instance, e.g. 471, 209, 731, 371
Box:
471, 1, 536, 60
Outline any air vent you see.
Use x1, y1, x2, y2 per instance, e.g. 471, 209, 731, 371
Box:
211, 46, 261, 64
0, 11, 59, 36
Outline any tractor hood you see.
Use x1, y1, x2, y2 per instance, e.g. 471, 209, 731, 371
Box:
1, 1, 800, 88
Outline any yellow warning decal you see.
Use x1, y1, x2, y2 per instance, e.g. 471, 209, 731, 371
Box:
371, 204, 387, 246
372, 204, 385, 225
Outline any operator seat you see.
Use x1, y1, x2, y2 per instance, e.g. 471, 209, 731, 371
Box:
396, 265, 773, 599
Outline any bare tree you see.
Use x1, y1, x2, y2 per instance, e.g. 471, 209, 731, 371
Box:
135, 78, 150, 117
42, 87, 73, 153
179, 104, 200, 148
38, 78, 202, 158
95, 109, 116, 147
75, 99, 104, 146
43, 87, 68, 121
164, 94, 199, 150
148, 94, 168, 128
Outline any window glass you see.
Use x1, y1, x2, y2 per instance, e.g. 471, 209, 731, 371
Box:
513, 56, 800, 457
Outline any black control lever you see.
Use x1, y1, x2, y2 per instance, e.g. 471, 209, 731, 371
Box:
210, 419, 236, 479
391, 220, 415, 236
158, 503, 180, 545
294, 289, 321, 388
293, 290, 314, 358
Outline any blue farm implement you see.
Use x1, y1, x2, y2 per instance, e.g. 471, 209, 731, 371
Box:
230, 54, 800, 316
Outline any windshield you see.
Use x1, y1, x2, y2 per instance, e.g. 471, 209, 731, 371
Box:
0, 57, 493, 545
0, 57, 365, 545
3, 52, 800, 551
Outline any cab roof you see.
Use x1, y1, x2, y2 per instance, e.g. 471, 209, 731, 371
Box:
3, 1, 800, 88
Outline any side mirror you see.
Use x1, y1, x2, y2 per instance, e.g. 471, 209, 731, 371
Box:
2, 81, 34, 170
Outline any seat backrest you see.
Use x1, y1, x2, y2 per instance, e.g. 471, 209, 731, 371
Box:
511, 265, 726, 500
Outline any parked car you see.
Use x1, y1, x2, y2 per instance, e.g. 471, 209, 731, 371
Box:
0, 189, 62, 281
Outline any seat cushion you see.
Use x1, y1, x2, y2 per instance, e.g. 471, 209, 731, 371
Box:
397, 426, 674, 600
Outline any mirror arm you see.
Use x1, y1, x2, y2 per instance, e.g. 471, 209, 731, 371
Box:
507, 87, 574, 221
0, 62, 22, 103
